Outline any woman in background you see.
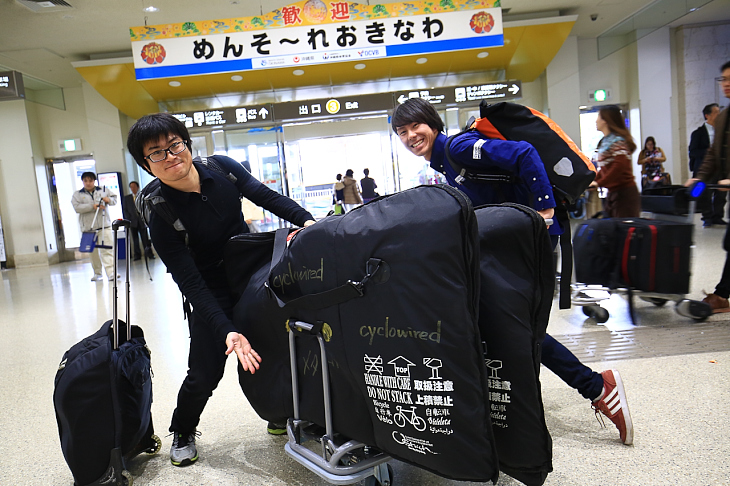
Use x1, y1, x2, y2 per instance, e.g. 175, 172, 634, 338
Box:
590, 105, 640, 217
638, 136, 669, 188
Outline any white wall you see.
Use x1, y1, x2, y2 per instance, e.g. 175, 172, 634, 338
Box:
676, 21, 730, 180
547, 36, 581, 144
637, 27, 675, 180
0, 100, 47, 267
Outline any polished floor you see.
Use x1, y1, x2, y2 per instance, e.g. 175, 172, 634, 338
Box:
1, 215, 729, 485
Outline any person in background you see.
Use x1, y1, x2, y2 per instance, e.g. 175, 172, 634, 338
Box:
689, 61, 730, 311
589, 105, 640, 218
342, 169, 363, 212
391, 97, 633, 445
122, 181, 155, 260
332, 173, 345, 214
360, 168, 379, 203
71, 171, 118, 282
127, 113, 316, 468
689, 103, 725, 227
637, 136, 668, 189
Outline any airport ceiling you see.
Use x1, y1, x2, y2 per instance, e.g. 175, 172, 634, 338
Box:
1, 0, 729, 119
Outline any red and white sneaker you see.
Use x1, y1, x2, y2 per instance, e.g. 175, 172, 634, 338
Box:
592, 369, 634, 445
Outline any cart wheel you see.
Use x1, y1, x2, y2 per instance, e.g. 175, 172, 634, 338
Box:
640, 296, 668, 307
583, 306, 609, 323
364, 464, 393, 486
121, 469, 134, 486
146, 434, 162, 454
676, 300, 711, 321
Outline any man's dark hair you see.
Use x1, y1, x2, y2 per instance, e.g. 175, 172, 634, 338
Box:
703, 103, 719, 119
363, 168, 369, 176
345, 169, 354, 177
129, 181, 139, 188
127, 113, 193, 175
81, 171, 96, 181
391, 98, 445, 134
721, 60, 730, 72
336, 173, 342, 181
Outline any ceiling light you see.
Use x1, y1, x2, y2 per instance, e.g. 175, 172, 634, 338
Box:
143, 6, 159, 12
168, 81, 181, 87
293, 69, 305, 76
354, 63, 366, 70
416, 58, 428, 64
231, 75, 243, 81
477, 52, 489, 59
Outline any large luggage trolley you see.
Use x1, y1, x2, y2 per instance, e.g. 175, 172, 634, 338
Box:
285, 320, 393, 486
572, 184, 712, 323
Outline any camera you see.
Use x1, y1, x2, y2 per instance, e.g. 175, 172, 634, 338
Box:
590, 13, 598, 21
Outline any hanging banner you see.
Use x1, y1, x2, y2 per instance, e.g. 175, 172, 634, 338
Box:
130, 0, 502, 80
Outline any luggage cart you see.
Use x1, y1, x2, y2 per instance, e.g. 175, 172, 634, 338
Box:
573, 183, 713, 324
285, 320, 393, 486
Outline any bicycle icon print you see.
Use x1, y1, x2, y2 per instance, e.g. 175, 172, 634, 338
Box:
394, 405, 427, 432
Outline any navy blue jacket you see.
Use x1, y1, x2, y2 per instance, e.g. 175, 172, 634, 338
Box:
148, 155, 314, 341
430, 132, 560, 234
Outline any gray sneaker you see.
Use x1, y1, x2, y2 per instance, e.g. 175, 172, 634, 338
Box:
170, 430, 199, 467
90, 274, 104, 282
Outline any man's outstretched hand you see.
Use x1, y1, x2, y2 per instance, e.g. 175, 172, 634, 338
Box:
225, 332, 262, 373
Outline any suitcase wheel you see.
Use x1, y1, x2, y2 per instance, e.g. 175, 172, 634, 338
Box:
582, 305, 609, 323
364, 463, 393, 486
675, 300, 711, 321
146, 434, 162, 454
121, 469, 134, 486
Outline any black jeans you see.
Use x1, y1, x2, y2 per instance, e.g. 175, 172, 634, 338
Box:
714, 217, 730, 299
129, 224, 151, 258
169, 294, 232, 434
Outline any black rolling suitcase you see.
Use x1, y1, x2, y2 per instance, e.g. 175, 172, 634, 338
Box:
616, 218, 693, 294
53, 219, 160, 486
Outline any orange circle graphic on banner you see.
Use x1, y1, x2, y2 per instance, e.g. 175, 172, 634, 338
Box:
469, 12, 495, 34
141, 42, 167, 65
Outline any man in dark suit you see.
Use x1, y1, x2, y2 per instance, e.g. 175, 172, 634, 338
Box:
122, 181, 154, 260
695, 60, 730, 311
689, 103, 724, 226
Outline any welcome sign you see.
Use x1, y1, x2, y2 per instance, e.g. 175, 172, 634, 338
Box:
130, 0, 502, 80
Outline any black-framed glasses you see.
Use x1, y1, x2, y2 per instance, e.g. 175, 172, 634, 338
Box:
145, 140, 187, 163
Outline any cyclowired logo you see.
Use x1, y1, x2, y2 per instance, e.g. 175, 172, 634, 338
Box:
140, 42, 166, 65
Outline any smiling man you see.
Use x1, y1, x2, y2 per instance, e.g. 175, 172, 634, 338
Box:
126, 113, 315, 467
391, 98, 634, 446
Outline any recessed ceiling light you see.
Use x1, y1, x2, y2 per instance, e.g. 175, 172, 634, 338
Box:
143, 6, 159, 12
231, 75, 243, 81
354, 63, 366, 70
293, 69, 305, 76
477, 51, 489, 59
168, 81, 181, 87
416, 58, 428, 64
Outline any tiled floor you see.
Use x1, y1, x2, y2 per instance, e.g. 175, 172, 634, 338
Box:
1, 214, 728, 485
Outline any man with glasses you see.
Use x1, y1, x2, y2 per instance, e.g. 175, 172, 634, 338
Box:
127, 113, 315, 467
692, 61, 730, 311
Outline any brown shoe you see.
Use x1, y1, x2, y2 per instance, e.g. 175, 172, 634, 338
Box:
702, 293, 730, 313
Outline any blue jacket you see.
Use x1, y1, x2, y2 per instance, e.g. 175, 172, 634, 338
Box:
430, 132, 561, 234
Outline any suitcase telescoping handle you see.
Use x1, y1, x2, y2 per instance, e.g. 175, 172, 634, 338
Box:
112, 219, 131, 350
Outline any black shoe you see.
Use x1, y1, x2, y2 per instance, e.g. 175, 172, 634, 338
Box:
134, 255, 142, 261
713, 219, 728, 225
266, 421, 287, 435
703, 220, 713, 228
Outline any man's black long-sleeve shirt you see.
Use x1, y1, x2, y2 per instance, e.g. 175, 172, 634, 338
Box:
148, 155, 314, 342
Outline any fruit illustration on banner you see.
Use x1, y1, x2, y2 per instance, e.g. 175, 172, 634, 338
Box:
469, 12, 495, 34
141, 42, 166, 65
